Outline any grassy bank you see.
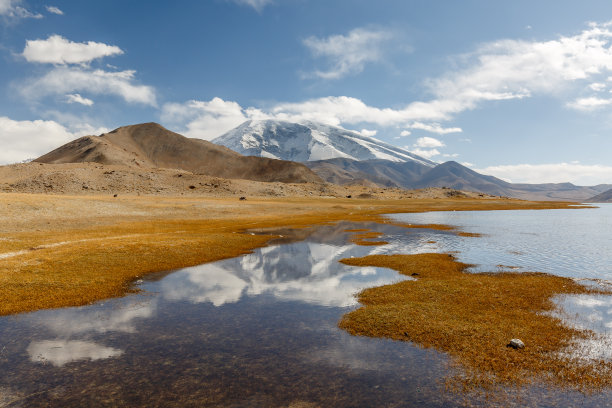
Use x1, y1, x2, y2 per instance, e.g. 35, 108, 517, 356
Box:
0, 193, 575, 317
339, 253, 612, 390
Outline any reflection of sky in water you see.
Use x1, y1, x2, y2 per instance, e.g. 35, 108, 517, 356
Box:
552, 294, 612, 362
160, 239, 410, 308
390, 204, 612, 279
27, 340, 123, 367
1, 217, 612, 406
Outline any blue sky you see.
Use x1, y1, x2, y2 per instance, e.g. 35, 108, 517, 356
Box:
2, 0, 612, 185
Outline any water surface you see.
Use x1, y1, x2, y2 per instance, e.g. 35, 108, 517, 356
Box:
1, 213, 612, 407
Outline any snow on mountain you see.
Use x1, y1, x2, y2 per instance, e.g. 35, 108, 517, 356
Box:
212, 120, 436, 166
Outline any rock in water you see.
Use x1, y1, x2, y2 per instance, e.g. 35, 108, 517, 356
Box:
507, 338, 525, 349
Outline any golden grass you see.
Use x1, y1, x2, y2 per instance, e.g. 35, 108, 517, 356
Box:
350, 231, 388, 246
339, 253, 612, 390
0, 193, 576, 316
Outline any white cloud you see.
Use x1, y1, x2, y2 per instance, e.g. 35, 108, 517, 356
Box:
161, 97, 261, 140
228, 0, 273, 12
589, 82, 606, 91
0, 117, 76, 163
414, 136, 445, 148
358, 128, 377, 137
45, 5, 62, 15
20, 66, 156, 106
567, 96, 612, 111
162, 95, 469, 141
461, 162, 474, 167
65, 93, 93, 106
391, 21, 612, 122
0, 0, 42, 19
476, 163, 612, 185
407, 121, 462, 134
163, 96, 466, 140
409, 148, 440, 160
400, 130, 411, 137
303, 28, 392, 79
23, 35, 123, 65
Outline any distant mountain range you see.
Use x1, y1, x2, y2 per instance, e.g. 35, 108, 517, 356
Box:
587, 188, 612, 203
31, 120, 611, 202
35, 123, 321, 184
214, 120, 611, 201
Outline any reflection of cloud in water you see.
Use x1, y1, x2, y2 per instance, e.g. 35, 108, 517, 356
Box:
34, 300, 156, 336
553, 294, 612, 362
162, 264, 247, 306
160, 241, 410, 308
27, 340, 123, 367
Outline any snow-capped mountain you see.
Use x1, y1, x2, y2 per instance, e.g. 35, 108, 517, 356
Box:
212, 120, 436, 166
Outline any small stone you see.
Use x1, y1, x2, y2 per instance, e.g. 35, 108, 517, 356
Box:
507, 338, 525, 349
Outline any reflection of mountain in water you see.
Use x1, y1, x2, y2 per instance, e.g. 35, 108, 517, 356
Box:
24, 223, 412, 367
161, 239, 409, 308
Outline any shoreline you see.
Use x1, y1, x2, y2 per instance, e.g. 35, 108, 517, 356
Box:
2, 192, 609, 391
0, 193, 576, 315
0, 193, 578, 317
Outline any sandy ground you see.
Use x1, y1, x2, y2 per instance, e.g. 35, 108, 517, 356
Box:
0, 162, 500, 199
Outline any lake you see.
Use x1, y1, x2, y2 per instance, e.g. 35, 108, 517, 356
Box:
1, 206, 611, 407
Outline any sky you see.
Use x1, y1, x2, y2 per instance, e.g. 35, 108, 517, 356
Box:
2, 0, 612, 185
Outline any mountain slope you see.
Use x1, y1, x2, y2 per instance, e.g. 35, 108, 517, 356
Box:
413, 161, 513, 196
35, 123, 322, 184
213, 120, 436, 166
304, 158, 432, 187
587, 188, 612, 202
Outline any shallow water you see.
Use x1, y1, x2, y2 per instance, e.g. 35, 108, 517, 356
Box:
389, 204, 612, 278
1, 214, 612, 407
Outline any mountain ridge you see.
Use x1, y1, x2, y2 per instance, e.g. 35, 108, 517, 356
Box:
213, 119, 436, 166
34, 122, 322, 184
587, 188, 612, 202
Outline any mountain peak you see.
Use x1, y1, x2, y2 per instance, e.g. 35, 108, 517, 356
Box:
213, 119, 436, 166
34, 122, 322, 184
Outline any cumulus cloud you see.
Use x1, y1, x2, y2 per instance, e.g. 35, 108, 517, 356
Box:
417, 21, 612, 119
475, 163, 612, 185
0, 117, 77, 163
400, 130, 411, 137
303, 28, 393, 79
358, 128, 377, 137
567, 96, 612, 111
65, 93, 93, 106
23, 35, 123, 65
589, 82, 606, 92
407, 122, 462, 134
162, 95, 469, 140
0, 0, 42, 19
45, 5, 62, 15
161, 98, 263, 140
409, 148, 440, 160
228, 0, 273, 12
20, 66, 156, 106
414, 136, 445, 148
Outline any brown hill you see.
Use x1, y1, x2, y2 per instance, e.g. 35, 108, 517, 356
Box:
34, 122, 322, 184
